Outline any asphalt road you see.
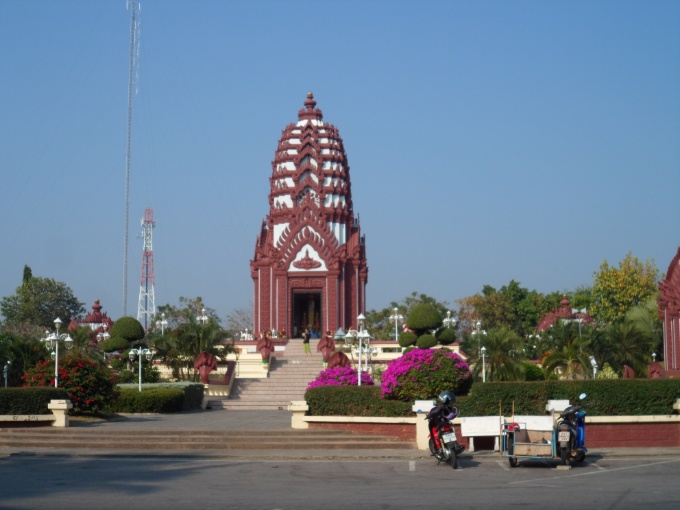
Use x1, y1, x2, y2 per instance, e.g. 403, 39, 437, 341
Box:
1, 454, 679, 510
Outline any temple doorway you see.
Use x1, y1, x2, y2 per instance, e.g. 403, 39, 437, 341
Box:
292, 291, 322, 338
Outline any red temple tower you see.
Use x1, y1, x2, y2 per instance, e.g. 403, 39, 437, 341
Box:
251, 93, 368, 337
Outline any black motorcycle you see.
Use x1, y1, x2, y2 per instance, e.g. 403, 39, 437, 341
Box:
426, 391, 465, 469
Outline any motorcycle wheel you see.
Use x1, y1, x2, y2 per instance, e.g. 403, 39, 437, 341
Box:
560, 447, 570, 465
429, 438, 446, 462
509, 457, 518, 468
574, 451, 585, 463
449, 448, 458, 469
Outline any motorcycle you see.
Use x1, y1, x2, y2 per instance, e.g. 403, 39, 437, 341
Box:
425, 391, 465, 469
556, 392, 588, 465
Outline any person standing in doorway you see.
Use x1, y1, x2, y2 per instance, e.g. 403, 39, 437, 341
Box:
302, 327, 311, 355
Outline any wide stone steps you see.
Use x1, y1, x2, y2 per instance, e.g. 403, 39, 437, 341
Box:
0, 428, 414, 453
208, 339, 327, 410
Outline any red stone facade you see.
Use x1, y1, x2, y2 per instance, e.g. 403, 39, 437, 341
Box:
251, 94, 368, 337
658, 247, 680, 373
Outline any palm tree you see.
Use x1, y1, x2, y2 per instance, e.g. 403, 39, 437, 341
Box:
472, 327, 525, 381
604, 321, 654, 377
542, 332, 592, 380
153, 316, 233, 381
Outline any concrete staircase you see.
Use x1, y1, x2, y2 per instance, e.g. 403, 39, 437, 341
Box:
207, 339, 325, 410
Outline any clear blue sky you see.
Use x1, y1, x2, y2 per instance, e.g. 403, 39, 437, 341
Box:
1, 0, 678, 323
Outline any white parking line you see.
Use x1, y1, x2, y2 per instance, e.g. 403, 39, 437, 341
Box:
509, 458, 680, 485
409, 461, 416, 472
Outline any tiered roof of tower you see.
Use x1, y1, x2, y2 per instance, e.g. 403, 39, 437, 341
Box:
253, 93, 366, 275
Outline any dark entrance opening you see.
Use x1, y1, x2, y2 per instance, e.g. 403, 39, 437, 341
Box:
292, 291, 322, 338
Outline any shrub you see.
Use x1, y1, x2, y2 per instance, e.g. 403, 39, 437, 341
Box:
109, 387, 184, 413
438, 327, 457, 345
109, 358, 123, 370
117, 369, 134, 383
307, 365, 374, 391
416, 334, 438, 349
0, 387, 68, 414
305, 385, 412, 417
457, 379, 680, 417
398, 331, 417, 348
523, 362, 545, 381
101, 337, 130, 353
381, 348, 473, 401
110, 316, 145, 344
22, 353, 118, 414
405, 303, 442, 336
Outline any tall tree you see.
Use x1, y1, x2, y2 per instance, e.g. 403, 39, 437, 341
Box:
1, 276, 84, 329
471, 327, 525, 382
590, 252, 659, 323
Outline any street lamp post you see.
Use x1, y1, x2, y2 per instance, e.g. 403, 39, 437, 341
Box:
443, 310, 457, 329
481, 346, 487, 383
472, 320, 486, 354
3, 361, 9, 388
589, 355, 598, 379
42, 318, 74, 387
198, 308, 208, 326
96, 323, 110, 344
344, 314, 371, 386
389, 308, 403, 343
156, 313, 168, 335
128, 347, 153, 392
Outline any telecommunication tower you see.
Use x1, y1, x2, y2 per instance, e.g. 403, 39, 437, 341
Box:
137, 208, 156, 330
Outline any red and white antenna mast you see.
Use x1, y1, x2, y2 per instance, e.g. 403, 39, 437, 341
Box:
137, 208, 156, 330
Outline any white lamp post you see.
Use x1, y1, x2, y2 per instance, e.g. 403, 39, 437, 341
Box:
156, 313, 168, 335
589, 355, 598, 379
344, 314, 370, 386
198, 308, 208, 326
389, 308, 403, 342
128, 347, 153, 392
481, 346, 487, 383
472, 320, 486, 354
652, 352, 657, 363
443, 310, 457, 329
42, 317, 74, 387
3, 361, 9, 388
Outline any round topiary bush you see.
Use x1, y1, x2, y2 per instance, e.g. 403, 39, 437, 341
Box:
437, 327, 457, 345
381, 348, 473, 401
109, 358, 123, 370
101, 336, 130, 353
416, 334, 438, 349
110, 317, 145, 344
405, 304, 442, 336
398, 331, 417, 348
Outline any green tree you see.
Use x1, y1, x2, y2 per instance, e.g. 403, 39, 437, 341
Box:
0, 331, 48, 386
406, 303, 443, 337
603, 321, 655, 377
472, 327, 525, 382
542, 323, 592, 379
365, 292, 449, 341
153, 315, 233, 381
1, 275, 85, 329
590, 252, 659, 323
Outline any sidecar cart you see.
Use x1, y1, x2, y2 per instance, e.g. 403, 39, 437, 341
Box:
501, 415, 556, 468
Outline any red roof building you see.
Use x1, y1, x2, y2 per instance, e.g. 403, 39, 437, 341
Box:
535, 294, 593, 333
658, 246, 680, 375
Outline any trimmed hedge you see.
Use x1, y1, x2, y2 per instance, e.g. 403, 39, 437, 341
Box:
109, 387, 185, 413
305, 385, 412, 417
398, 331, 417, 348
0, 387, 68, 414
457, 379, 680, 417
416, 334, 438, 349
108, 383, 204, 413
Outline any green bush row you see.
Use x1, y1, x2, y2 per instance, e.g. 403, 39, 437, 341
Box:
109, 383, 204, 413
304, 379, 680, 417
457, 379, 680, 417
305, 385, 412, 417
0, 387, 68, 414
107, 387, 185, 413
